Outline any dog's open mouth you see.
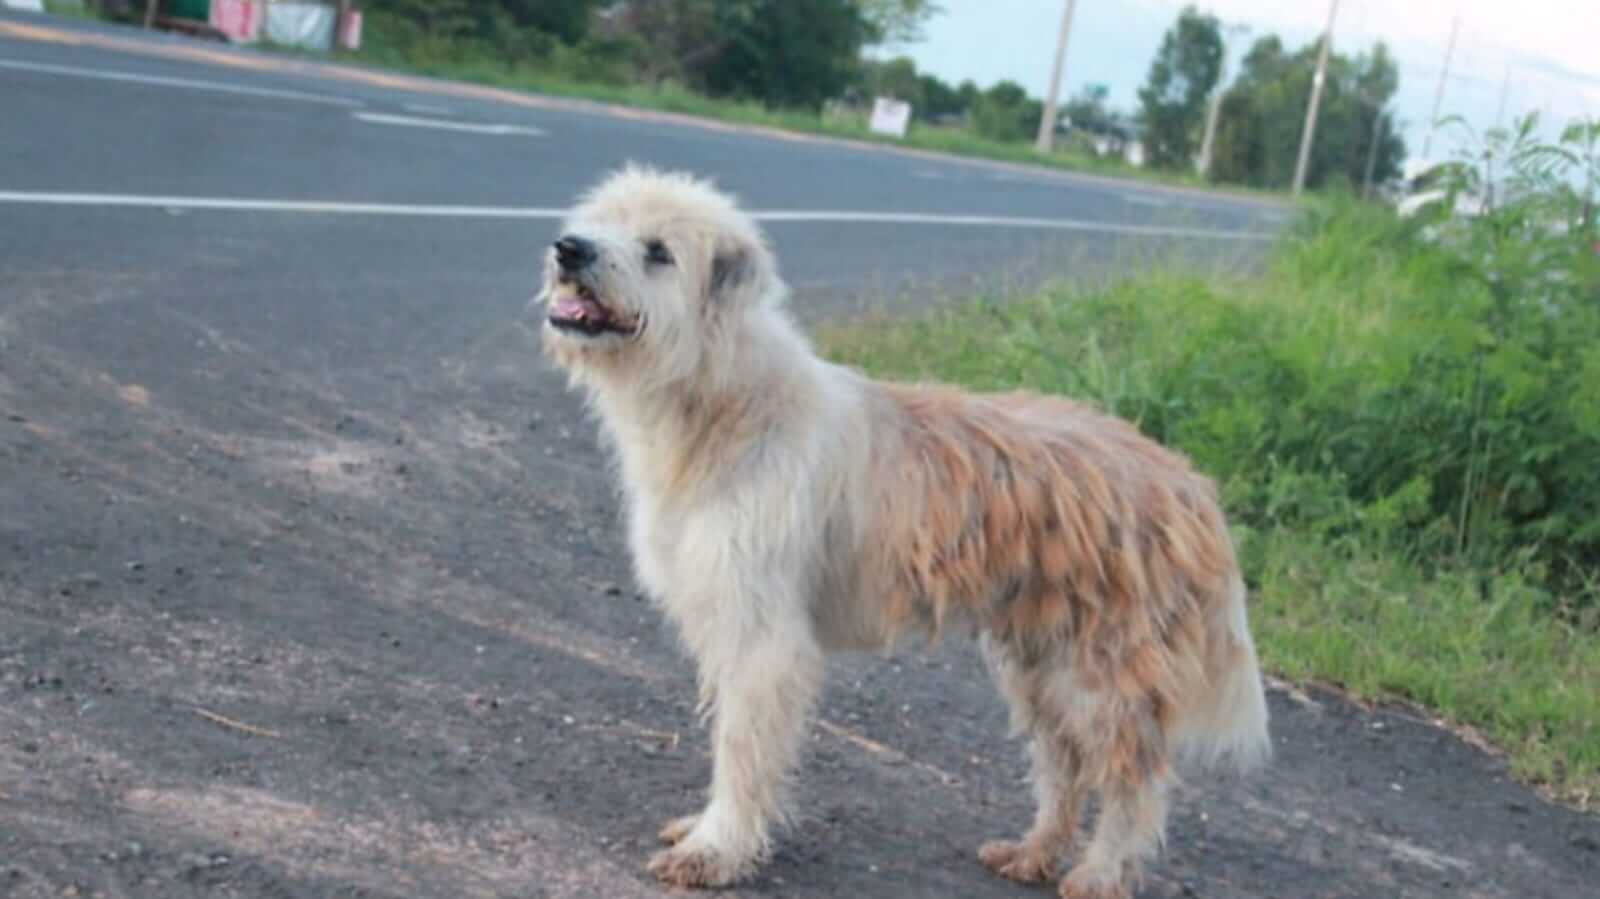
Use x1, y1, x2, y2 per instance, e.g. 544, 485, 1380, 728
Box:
547, 284, 636, 337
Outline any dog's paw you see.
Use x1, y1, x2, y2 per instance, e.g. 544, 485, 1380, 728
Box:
978, 839, 1058, 884
1058, 865, 1130, 899
647, 844, 742, 889
657, 814, 701, 846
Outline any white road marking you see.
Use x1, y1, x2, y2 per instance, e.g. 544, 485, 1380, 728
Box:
1121, 192, 1172, 208
353, 111, 545, 136
0, 57, 363, 107
0, 191, 1276, 241
0, 192, 566, 218
754, 210, 1273, 241
402, 103, 452, 116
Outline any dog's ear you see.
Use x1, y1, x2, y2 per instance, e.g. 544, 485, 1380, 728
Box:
709, 244, 753, 303
713, 243, 748, 299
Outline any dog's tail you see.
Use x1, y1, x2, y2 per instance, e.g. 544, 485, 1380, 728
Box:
1173, 575, 1272, 775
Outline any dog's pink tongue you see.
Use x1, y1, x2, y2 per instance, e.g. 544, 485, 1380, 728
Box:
552, 295, 594, 319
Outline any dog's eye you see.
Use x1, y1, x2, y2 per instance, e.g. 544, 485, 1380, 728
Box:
644, 239, 674, 267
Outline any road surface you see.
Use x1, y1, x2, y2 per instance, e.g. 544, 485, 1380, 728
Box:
1, 11, 1595, 899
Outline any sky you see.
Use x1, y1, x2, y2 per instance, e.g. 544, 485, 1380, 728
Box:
878, 0, 1599, 171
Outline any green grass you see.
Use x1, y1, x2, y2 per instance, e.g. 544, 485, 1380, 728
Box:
819, 197, 1600, 809
42, 0, 101, 21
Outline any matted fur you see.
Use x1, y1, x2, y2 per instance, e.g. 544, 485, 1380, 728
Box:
535, 165, 1271, 898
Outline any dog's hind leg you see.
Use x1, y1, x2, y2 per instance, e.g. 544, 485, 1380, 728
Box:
977, 636, 1087, 884
978, 727, 1088, 883
1059, 770, 1171, 899
1058, 703, 1173, 899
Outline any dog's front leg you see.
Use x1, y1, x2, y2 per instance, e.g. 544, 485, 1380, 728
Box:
649, 617, 825, 888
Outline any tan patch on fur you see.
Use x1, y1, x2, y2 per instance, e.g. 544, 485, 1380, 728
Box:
868, 385, 1236, 763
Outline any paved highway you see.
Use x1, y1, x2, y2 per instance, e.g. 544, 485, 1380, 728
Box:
2, 10, 1594, 899
0, 10, 1284, 320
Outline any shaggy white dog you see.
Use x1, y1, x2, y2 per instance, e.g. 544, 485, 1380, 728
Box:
536, 166, 1270, 899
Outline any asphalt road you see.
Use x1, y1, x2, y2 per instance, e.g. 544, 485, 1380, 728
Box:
2, 11, 1596, 899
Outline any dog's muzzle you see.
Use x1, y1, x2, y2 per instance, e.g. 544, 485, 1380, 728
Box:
554, 234, 597, 273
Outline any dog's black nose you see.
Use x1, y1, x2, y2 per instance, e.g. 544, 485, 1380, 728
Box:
554, 234, 596, 270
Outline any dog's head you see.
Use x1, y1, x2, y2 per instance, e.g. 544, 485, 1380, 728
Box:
536, 165, 781, 386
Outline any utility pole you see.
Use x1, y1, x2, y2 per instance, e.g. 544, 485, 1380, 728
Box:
1494, 63, 1511, 130
1035, 0, 1079, 154
1421, 14, 1461, 164
143, 0, 157, 29
1291, 0, 1339, 196
1362, 109, 1385, 199
1198, 23, 1250, 180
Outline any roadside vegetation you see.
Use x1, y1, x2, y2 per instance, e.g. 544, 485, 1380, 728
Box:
822, 115, 1600, 808
64, 2, 1403, 196
347, 1, 1400, 195
328, 0, 1198, 189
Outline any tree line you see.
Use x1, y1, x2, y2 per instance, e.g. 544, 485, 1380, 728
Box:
361, 1, 1405, 192
362, 0, 941, 110
1048, 4, 1406, 190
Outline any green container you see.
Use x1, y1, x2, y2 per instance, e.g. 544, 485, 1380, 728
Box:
169, 0, 210, 21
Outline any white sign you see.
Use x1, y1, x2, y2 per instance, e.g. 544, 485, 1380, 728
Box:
868, 96, 912, 139
1, 0, 46, 12
264, 1, 336, 51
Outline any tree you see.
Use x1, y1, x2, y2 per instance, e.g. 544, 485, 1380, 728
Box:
594, 0, 871, 108
1352, 43, 1406, 190
1211, 36, 1406, 190
972, 80, 1042, 143
854, 0, 944, 45
1136, 5, 1223, 169
856, 56, 968, 121
496, 0, 596, 45
919, 73, 965, 120
365, 0, 475, 42
1062, 83, 1113, 135
956, 79, 981, 113
700, 0, 873, 110
863, 56, 925, 107
599, 0, 724, 85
